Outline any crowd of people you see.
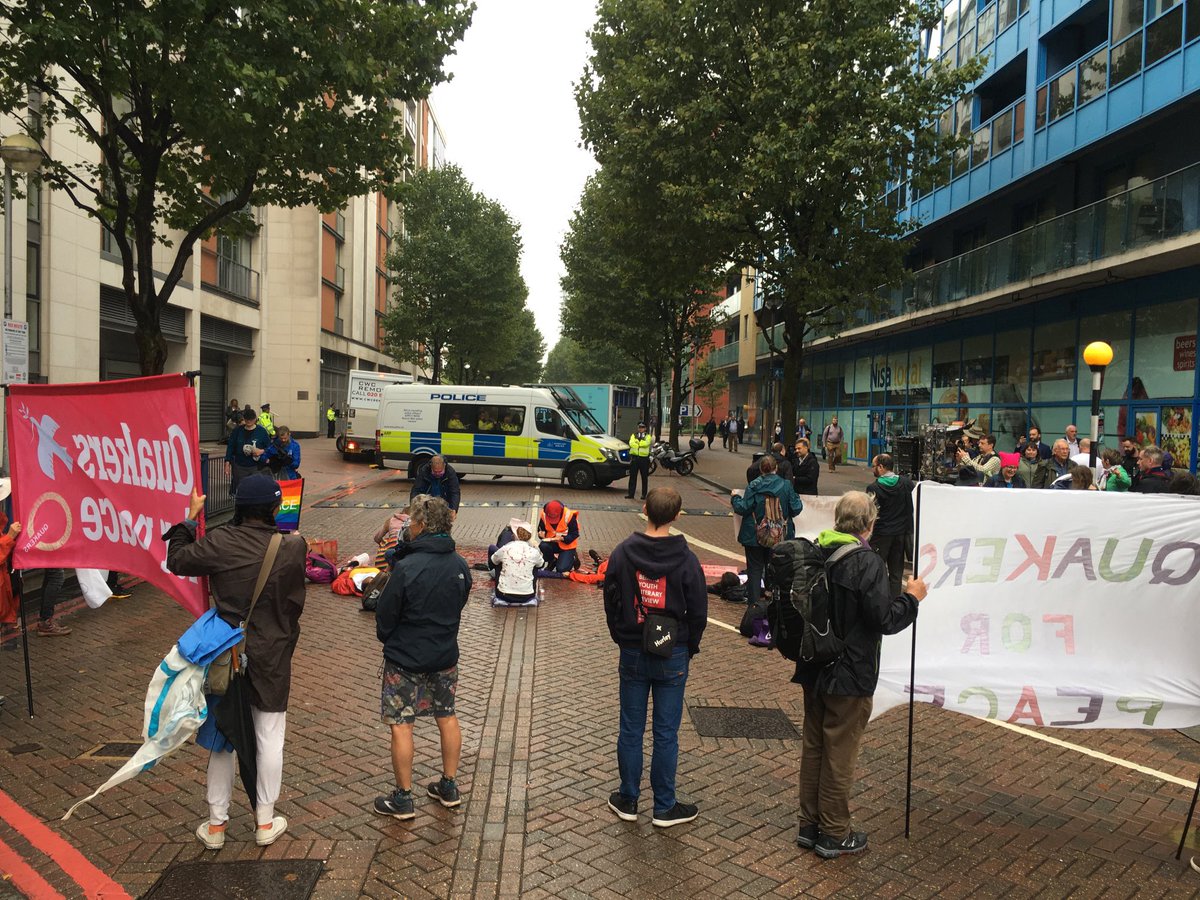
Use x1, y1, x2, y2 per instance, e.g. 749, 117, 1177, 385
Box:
224, 398, 302, 493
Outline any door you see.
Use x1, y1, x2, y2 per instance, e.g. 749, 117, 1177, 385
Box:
198, 351, 228, 443
868, 409, 898, 462
533, 406, 575, 476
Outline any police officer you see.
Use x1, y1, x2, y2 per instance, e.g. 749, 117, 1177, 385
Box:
625, 422, 652, 500
326, 404, 336, 438
258, 403, 276, 437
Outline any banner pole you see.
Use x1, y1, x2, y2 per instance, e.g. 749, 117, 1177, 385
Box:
1176, 769, 1200, 860
13, 569, 33, 717
905, 482, 922, 840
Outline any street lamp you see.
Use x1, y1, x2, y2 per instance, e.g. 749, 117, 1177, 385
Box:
2, 132, 43, 319
1083, 341, 1113, 470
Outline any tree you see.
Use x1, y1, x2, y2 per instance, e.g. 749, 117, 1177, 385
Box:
560, 169, 722, 446
543, 337, 640, 385
471, 308, 546, 386
0, 0, 473, 374
383, 165, 531, 384
694, 360, 728, 421
577, 0, 980, 434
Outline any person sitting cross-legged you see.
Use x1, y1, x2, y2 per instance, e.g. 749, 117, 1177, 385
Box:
490, 519, 543, 607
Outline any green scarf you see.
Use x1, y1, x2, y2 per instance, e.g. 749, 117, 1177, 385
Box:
817, 529, 860, 548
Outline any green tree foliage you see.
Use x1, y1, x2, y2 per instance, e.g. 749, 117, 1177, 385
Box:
577, 0, 980, 432
694, 360, 728, 421
560, 169, 721, 445
543, 337, 640, 385
383, 165, 534, 384
1, 0, 474, 375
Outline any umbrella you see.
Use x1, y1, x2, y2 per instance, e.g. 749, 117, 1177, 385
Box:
214, 670, 258, 811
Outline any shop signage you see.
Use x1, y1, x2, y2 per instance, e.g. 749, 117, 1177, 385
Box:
1174, 335, 1196, 372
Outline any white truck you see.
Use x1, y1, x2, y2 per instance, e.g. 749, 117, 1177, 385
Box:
336, 369, 414, 460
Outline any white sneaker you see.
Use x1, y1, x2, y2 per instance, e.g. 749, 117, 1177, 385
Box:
255, 815, 288, 846
195, 821, 225, 850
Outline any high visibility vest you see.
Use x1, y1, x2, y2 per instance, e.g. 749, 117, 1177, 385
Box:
539, 507, 579, 550
628, 433, 652, 457
326, 407, 336, 421
258, 411, 275, 436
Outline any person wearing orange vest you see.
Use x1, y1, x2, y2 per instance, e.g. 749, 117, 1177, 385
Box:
537, 500, 580, 573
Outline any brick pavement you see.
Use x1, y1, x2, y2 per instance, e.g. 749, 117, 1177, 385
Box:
1, 442, 1199, 897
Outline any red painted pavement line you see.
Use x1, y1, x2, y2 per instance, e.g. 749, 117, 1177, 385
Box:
0, 790, 130, 900
0, 832, 67, 900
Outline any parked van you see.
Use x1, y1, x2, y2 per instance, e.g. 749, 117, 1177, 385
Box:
376, 385, 631, 489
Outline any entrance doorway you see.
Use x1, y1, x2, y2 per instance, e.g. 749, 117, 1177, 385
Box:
869, 409, 899, 462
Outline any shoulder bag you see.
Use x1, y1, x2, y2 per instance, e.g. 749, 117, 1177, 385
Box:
634, 575, 678, 658
206, 533, 283, 696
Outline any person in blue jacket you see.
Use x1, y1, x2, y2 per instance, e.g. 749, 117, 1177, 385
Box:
264, 427, 302, 480
730, 455, 803, 612
225, 407, 271, 496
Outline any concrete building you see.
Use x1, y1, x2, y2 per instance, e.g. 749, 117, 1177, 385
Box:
2, 94, 445, 442
708, 0, 1200, 467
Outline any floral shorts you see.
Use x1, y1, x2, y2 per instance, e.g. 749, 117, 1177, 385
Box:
380, 660, 458, 725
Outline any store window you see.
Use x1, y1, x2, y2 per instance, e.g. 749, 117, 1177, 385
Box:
933, 340, 966, 415
1029, 407, 1074, 443
809, 361, 826, 409
840, 358, 857, 407
851, 410, 870, 459
1134, 298, 1197, 398
1076, 310, 1131, 400
962, 334, 993, 406
994, 327, 1030, 407
908, 346, 933, 404
990, 408, 1028, 450
1031, 319, 1077, 402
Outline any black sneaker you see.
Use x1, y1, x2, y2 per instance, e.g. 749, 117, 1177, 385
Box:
796, 823, 820, 850
814, 830, 868, 858
427, 776, 461, 808
651, 802, 698, 828
607, 792, 637, 822
588, 549, 602, 567
373, 788, 415, 819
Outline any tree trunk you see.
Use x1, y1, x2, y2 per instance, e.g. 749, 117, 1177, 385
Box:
431, 342, 443, 384
130, 286, 168, 375
667, 345, 685, 449
653, 366, 665, 441
778, 312, 808, 442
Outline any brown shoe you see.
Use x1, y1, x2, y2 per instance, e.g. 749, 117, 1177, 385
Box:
36, 619, 71, 636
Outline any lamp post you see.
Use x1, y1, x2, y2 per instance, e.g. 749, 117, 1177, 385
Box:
2, 132, 43, 320
1083, 341, 1114, 471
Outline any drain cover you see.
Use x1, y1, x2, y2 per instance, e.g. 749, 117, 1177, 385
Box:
143, 860, 323, 900
689, 706, 799, 740
82, 742, 143, 760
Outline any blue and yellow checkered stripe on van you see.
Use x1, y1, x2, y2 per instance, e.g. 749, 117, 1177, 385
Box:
381, 431, 600, 463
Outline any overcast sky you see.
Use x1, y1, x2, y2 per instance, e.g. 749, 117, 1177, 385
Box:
431, 0, 599, 356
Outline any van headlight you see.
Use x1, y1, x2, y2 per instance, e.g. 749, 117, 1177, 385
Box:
601, 448, 617, 461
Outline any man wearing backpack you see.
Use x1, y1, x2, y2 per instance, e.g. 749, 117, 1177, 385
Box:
731, 455, 802, 622
794, 491, 927, 859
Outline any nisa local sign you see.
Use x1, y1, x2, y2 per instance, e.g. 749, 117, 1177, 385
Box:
430, 393, 486, 401
856, 353, 929, 394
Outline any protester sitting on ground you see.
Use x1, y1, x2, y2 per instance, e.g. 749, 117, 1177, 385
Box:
537, 500, 581, 573
490, 519, 544, 606
793, 438, 819, 496
410, 455, 461, 517
263, 426, 302, 481
564, 549, 609, 586
984, 452, 1026, 489
1100, 449, 1131, 492
1069, 467, 1097, 490
373, 495, 470, 820
706, 571, 748, 603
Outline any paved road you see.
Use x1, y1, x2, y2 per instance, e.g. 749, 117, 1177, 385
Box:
0, 438, 1198, 898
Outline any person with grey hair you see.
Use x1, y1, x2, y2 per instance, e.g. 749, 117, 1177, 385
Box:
373, 495, 471, 820
1132, 445, 1172, 493
794, 490, 928, 859
410, 455, 461, 517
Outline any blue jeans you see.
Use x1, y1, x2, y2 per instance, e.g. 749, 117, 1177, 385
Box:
538, 542, 576, 573
616, 646, 689, 814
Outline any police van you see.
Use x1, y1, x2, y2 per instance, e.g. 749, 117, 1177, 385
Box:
376, 385, 631, 489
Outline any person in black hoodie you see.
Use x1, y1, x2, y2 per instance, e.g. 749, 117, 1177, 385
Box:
793, 438, 820, 495
603, 487, 707, 829
864, 453, 915, 598
373, 495, 472, 821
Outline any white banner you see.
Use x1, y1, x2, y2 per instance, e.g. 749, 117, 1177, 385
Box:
875, 483, 1200, 729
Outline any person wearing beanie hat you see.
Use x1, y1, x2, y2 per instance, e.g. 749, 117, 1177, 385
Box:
984, 452, 1027, 489
225, 407, 271, 497
537, 500, 581, 573
165, 480, 306, 851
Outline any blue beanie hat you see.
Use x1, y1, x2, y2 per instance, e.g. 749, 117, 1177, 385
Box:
235, 474, 282, 507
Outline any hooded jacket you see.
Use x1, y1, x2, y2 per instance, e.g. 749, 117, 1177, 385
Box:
603, 532, 707, 656
410, 462, 462, 511
376, 533, 471, 673
1132, 467, 1173, 493
792, 530, 919, 696
731, 473, 803, 546
864, 473, 914, 536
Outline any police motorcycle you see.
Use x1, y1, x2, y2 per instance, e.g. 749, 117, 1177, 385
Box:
646, 437, 704, 477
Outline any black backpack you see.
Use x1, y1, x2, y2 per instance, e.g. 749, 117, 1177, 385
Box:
767, 539, 863, 663
361, 571, 390, 613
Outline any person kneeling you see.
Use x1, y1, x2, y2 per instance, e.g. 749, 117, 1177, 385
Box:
490, 521, 543, 607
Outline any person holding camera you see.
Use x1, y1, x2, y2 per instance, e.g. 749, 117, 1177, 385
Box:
225, 407, 271, 496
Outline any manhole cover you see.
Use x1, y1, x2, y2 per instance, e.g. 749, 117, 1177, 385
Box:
143, 860, 323, 900
8, 743, 42, 755
689, 706, 799, 740
81, 742, 142, 760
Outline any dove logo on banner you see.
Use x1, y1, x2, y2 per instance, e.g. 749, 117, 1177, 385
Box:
5, 374, 208, 617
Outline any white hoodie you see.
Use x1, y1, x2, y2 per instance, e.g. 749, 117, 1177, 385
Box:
491, 540, 544, 597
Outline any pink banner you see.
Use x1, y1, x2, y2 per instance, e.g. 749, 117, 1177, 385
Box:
5, 374, 207, 617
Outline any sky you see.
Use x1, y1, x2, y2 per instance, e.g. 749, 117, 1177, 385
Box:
431, 0, 600, 356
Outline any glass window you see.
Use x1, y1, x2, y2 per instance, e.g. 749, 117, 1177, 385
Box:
944, 1, 960, 43
851, 411, 870, 459
1189, 0, 1200, 41
932, 339, 961, 404
1028, 407, 1074, 444
1134, 298, 1197, 397
1112, 0, 1144, 41
993, 107, 1014, 152
908, 346, 933, 404
1076, 310, 1131, 400
1110, 33, 1143, 85
999, 0, 1018, 31
962, 335, 994, 408
1078, 49, 1109, 104
534, 407, 574, 439
990, 408, 1029, 450
1146, 5, 1183, 64
1148, 0, 1179, 17
1013, 99, 1026, 143
994, 327, 1031, 406
1031, 319, 1077, 402
972, 127, 990, 167
1035, 85, 1048, 129
1049, 68, 1077, 121
841, 358, 858, 407
439, 405, 477, 433
497, 407, 525, 434
810, 362, 826, 408
905, 407, 931, 434
886, 349, 909, 405
979, 2, 996, 45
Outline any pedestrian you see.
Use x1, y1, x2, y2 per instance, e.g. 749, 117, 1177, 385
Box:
731, 455, 803, 613
1063, 424, 1081, 456
264, 426, 302, 481
166, 476, 307, 850
225, 398, 241, 440
864, 454, 915, 599
793, 438, 820, 495
794, 491, 928, 858
822, 416, 844, 473
625, 421, 652, 500
373, 495, 471, 820
35, 569, 72, 636
604, 486, 707, 828
770, 443, 793, 482
537, 500, 581, 573
410, 455, 461, 517
326, 404, 337, 439
257, 403, 276, 437
703, 418, 717, 449
719, 418, 729, 450
225, 407, 271, 497
728, 416, 740, 453
795, 418, 813, 443
737, 416, 746, 447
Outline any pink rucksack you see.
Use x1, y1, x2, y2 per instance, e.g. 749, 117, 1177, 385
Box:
305, 552, 337, 583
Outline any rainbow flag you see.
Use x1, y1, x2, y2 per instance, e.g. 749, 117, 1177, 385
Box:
276, 478, 304, 533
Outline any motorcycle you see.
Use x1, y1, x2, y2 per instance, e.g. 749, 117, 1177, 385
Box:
646, 437, 704, 477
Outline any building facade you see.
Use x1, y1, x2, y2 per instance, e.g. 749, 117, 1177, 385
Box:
2, 93, 445, 443
707, 0, 1200, 468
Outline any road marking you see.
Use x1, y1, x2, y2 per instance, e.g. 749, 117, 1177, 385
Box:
0, 832, 66, 899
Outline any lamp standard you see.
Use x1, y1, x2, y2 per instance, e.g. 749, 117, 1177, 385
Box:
1082, 341, 1114, 471
2, 132, 43, 320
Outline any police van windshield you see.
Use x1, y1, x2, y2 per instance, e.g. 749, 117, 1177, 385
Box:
561, 406, 605, 436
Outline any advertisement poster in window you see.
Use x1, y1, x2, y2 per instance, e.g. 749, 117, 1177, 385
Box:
1133, 409, 1159, 448
1161, 406, 1192, 467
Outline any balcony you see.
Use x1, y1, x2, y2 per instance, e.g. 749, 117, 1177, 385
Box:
706, 341, 739, 369
871, 159, 1200, 325
201, 246, 260, 303
335, 264, 345, 290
